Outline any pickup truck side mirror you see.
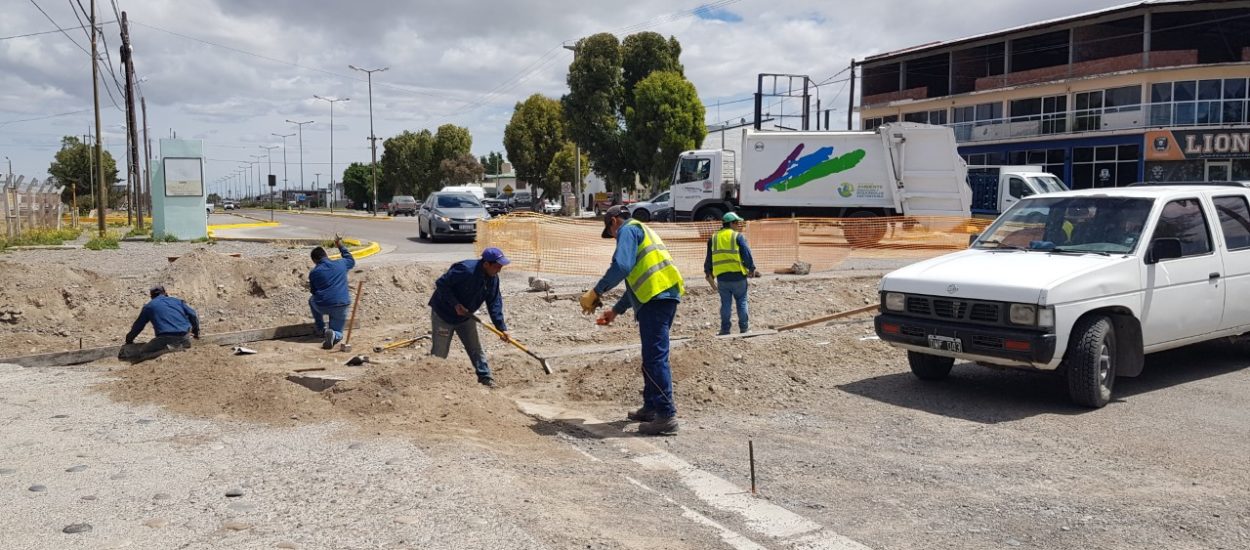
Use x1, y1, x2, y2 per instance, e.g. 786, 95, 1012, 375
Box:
1146, 237, 1183, 264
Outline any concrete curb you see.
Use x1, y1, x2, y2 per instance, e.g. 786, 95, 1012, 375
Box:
290, 210, 394, 221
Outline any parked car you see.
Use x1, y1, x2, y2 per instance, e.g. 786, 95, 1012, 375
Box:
506, 191, 535, 212
594, 197, 637, 215
388, 195, 419, 216
542, 199, 562, 215
628, 191, 671, 222
874, 185, 1250, 408
223, 201, 237, 211
418, 192, 490, 242
482, 197, 508, 217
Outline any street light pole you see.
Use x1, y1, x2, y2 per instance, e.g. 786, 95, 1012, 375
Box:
313, 95, 349, 212
272, 132, 294, 202
349, 64, 388, 216
260, 145, 278, 220
314, 173, 321, 206
286, 120, 313, 192
562, 43, 583, 216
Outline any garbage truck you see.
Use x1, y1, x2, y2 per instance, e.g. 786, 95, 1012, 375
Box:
672, 123, 991, 244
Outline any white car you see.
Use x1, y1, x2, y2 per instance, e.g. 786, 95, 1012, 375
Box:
628, 191, 671, 222
875, 185, 1250, 407
543, 199, 562, 215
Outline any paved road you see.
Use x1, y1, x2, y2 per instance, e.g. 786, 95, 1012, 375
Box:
216, 209, 475, 263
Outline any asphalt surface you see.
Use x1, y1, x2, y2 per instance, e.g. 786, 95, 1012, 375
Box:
215, 209, 476, 263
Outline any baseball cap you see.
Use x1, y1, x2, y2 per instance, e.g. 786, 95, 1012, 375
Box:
723, 211, 744, 223
601, 205, 629, 239
481, 247, 510, 265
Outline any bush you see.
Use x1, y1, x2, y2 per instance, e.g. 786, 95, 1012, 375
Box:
125, 226, 152, 238
0, 227, 83, 249
84, 234, 120, 250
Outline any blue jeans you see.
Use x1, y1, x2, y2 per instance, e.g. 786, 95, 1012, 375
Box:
429, 311, 491, 381
636, 298, 678, 418
717, 278, 749, 334
309, 297, 349, 341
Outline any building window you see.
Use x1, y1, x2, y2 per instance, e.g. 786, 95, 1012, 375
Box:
1010, 95, 1067, 134
1071, 144, 1139, 189
903, 109, 948, 125
1149, 78, 1250, 126
862, 115, 898, 131
1006, 148, 1065, 178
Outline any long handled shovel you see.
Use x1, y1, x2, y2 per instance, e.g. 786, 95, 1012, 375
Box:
472, 316, 554, 374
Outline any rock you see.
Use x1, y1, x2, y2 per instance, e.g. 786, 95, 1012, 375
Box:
81, 495, 97, 501
62, 523, 92, 534
791, 261, 812, 275
29, 484, 46, 492
66, 465, 88, 473
136, 418, 154, 424
385, 459, 401, 466
733, 354, 743, 361
225, 488, 244, 497
527, 277, 553, 292
222, 520, 251, 531
348, 442, 363, 450
276, 543, 299, 549
153, 493, 171, 500
52, 414, 69, 419
142, 518, 169, 529
393, 516, 420, 525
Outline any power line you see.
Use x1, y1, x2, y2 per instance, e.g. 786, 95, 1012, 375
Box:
0, 20, 115, 41
27, 0, 89, 55
0, 108, 93, 128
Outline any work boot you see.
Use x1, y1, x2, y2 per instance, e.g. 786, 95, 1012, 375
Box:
322, 330, 335, 349
478, 377, 495, 388
626, 406, 657, 423
638, 416, 679, 436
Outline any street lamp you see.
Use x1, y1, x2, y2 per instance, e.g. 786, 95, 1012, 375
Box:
285, 120, 313, 192
349, 64, 388, 216
272, 132, 294, 201
562, 43, 583, 216
260, 145, 279, 220
314, 173, 321, 207
313, 95, 349, 212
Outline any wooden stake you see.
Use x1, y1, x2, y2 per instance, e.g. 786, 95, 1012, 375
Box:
342, 280, 365, 348
749, 440, 757, 495
775, 304, 879, 332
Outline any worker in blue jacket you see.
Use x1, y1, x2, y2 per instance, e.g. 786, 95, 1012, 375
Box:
309, 237, 356, 349
428, 247, 512, 387
125, 285, 200, 361
704, 212, 759, 335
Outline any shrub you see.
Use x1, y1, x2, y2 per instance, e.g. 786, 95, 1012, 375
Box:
84, 234, 120, 250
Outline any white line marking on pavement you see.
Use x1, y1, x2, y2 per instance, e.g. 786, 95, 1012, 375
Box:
625, 476, 770, 550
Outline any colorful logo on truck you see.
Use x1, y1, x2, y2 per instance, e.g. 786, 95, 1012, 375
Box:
837, 183, 854, 197
753, 144, 867, 192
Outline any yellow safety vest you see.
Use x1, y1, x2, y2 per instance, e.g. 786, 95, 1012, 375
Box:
710, 228, 747, 277
624, 219, 685, 303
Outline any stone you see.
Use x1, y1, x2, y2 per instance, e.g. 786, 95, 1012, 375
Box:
29, 484, 46, 492
153, 493, 171, 500
276, 543, 299, 549
385, 459, 401, 466
142, 518, 169, 529
62, 523, 93, 534
52, 414, 69, 419
225, 488, 245, 497
136, 418, 154, 424
393, 516, 420, 525
66, 465, 88, 473
222, 520, 251, 531
81, 495, 97, 501
348, 443, 363, 450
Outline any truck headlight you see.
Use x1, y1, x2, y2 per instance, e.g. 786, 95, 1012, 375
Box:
1009, 304, 1037, 325
884, 292, 905, 311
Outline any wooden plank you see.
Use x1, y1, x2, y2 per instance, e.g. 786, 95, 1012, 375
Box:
776, 304, 879, 332
0, 323, 316, 368
542, 337, 695, 359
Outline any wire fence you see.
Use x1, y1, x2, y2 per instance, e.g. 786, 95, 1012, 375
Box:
476, 212, 993, 276
3, 175, 65, 238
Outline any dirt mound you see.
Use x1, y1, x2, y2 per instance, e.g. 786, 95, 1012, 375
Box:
158, 249, 309, 308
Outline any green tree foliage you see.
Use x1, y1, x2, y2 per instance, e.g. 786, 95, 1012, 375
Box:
626, 71, 706, 191
562, 33, 632, 192
381, 129, 436, 198
342, 162, 386, 207
504, 94, 567, 199
48, 136, 119, 207
479, 151, 505, 175
546, 142, 590, 188
434, 124, 473, 164
207, 193, 221, 204
621, 32, 683, 112
440, 153, 485, 185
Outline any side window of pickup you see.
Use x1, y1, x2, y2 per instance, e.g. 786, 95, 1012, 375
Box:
1008, 177, 1033, 199
1150, 198, 1213, 257
1214, 195, 1250, 251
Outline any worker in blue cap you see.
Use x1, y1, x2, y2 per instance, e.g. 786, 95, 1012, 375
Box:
428, 247, 512, 387
124, 284, 200, 361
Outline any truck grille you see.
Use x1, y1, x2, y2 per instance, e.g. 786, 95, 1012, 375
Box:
902, 295, 1004, 327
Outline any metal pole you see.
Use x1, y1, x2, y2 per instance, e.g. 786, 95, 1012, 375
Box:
349, 65, 387, 216
90, 0, 107, 237
314, 96, 349, 212
286, 120, 312, 192
273, 132, 293, 203
847, 59, 856, 131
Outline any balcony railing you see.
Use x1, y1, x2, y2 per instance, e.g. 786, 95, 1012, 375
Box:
947, 99, 1249, 143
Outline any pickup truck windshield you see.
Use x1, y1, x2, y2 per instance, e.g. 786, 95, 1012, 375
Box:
1029, 176, 1068, 194
975, 196, 1155, 254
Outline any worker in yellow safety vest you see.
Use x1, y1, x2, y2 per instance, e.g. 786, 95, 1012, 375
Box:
704, 212, 759, 335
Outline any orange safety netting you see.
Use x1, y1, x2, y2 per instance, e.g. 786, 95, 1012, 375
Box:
477, 212, 994, 276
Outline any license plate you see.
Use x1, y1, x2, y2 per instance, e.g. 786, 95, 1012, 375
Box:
927, 335, 962, 353
458, 224, 474, 231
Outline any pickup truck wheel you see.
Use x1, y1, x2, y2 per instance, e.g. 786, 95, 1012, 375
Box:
908, 351, 954, 381
845, 210, 887, 247
696, 206, 724, 222
1065, 315, 1116, 408
634, 208, 651, 222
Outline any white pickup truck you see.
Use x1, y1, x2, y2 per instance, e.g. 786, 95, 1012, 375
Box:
874, 184, 1250, 407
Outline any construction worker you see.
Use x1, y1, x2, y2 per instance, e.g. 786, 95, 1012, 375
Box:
582, 205, 684, 436
309, 237, 356, 349
704, 212, 758, 335
428, 247, 512, 388
124, 285, 200, 361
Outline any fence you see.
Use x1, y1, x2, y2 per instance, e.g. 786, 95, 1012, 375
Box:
3, 175, 65, 238
476, 212, 993, 276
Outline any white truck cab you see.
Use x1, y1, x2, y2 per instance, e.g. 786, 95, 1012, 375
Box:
875, 184, 1250, 407
967, 165, 1068, 218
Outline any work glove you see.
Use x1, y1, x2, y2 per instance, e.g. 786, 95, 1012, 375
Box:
579, 289, 602, 315
705, 274, 718, 291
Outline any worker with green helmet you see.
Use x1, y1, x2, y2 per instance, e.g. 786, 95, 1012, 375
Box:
704, 211, 758, 335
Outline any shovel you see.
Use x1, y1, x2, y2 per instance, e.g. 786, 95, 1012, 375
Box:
472, 316, 554, 374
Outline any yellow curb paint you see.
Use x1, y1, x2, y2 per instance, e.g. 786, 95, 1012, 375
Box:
328, 240, 381, 260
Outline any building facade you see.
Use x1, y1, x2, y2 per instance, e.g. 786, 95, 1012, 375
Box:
858, 0, 1250, 188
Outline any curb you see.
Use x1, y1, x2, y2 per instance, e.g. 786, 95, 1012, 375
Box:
209, 235, 382, 261
291, 210, 394, 221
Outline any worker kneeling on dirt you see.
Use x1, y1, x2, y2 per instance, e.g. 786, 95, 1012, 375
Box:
583, 205, 684, 436
704, 212, 758, 335
428, 247, 512, 388
308, 237, 356, 349
124, 285, 200, 361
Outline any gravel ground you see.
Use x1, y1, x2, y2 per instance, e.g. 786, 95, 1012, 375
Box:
1, 240, 295, 278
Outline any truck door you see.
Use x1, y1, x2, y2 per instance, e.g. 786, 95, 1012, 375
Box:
1002, 176, 1034, 212
1212, 194, 1250, 332
1141, 198, 1225, 346
672, 155, 715, 215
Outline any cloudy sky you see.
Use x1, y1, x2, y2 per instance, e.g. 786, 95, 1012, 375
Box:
2, 0, 1130, 196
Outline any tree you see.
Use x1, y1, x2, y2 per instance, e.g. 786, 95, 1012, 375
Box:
434, 124, 473, 166
381, 129, 436, 198
504, 94, 567, 199
440, 153, 485, 185
342, 162, 385, 207
626, 71, 707, 192
562, 33, 632, 192
48, 136, 119, 208
546, 141, 590, 189
479, 151, 505, 175
621, 32, 683, 113
208, 193, 221, 204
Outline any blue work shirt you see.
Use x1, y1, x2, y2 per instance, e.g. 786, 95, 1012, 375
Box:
309, 245, 356, 307
594, 222, 682, 314
428, 260, 507, 331
126, 295, 199, 343
703, 230, 757, 282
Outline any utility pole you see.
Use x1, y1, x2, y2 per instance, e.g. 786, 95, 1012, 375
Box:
90, 0, 106, 237
314, 173, 321, 206
847, 59, 856, 131
562, 43, 583, 216
286, 120, 313, 192
313, 95, 349, 212
349, 65, 387, 216
120, 11, 143, 230
272, 132, 294, 201
142, 96, 151, 214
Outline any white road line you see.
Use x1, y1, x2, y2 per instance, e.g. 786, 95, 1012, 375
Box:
625, 476, 770, 550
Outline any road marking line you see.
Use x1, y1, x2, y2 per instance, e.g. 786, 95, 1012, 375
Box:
625, 476, 769, 550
